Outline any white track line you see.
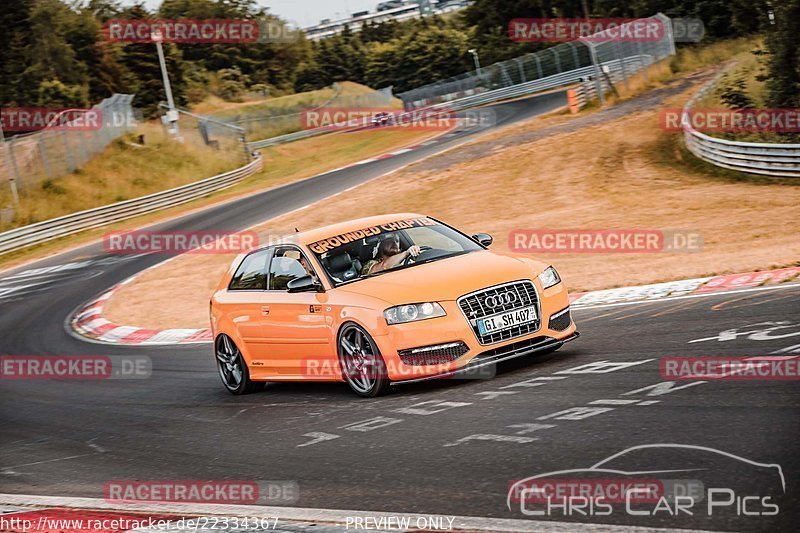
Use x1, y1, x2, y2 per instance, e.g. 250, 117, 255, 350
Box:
0, 494, 724, 533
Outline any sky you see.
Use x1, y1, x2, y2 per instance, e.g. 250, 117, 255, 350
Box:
128, 0, 382, 28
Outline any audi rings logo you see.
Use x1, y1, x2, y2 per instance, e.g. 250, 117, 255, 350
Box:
484, 291, 517, 309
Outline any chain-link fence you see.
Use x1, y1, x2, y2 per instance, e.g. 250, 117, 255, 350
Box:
398, 14, 674, 109
160, 104, 252, 165
216, 83, 397, 141
0, 94, 137, 196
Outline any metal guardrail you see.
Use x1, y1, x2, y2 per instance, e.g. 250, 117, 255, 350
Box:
0, 155, 262, 255
428, 55, 653, 112
248, 128, 327, 150
682, 74, 800, 178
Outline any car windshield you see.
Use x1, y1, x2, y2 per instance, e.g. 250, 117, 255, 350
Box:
307, 217, 483, 286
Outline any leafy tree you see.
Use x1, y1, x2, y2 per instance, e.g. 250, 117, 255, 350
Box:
717, 75, 754, 109
217, 67, 250, 101
36, 79, 88, 107
19, 0, 87, 103
763, 0, 800, 108
0, 0, 34, 105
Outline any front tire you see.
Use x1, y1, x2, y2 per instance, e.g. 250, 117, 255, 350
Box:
215, 334, 264, 395
338, 323, 390, 397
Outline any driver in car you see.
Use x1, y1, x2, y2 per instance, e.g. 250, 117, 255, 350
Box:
299, 254, 319, 283
361, 233, 421, 275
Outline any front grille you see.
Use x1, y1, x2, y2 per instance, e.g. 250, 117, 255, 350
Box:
457, 280, 540, 344
549, 307, 572, 331
398, 341, 469, 366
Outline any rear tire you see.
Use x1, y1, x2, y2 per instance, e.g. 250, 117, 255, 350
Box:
338, 323, 390, 397
215, 334, 264, 395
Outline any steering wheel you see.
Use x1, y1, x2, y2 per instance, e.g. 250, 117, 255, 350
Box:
401, 245, 433, 265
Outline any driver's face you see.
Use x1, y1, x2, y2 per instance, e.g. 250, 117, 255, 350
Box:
383, 235, 400, 255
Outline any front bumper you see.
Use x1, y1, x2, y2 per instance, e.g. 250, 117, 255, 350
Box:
396, 331, 580, 384
372, 279, 577, 381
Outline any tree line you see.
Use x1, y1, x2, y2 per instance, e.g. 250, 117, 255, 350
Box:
1, 0, 796, 119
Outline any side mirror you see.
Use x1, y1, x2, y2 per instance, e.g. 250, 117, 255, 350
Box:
287, 275, 323, 293
472, 233, 493, 247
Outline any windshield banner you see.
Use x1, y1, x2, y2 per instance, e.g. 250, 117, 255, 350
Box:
308, 217, 436, 254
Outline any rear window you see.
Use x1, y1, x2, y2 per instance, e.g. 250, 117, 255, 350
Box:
229, 250, 270, 290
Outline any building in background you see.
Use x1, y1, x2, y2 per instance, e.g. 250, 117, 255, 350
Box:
304, 0, 472, 41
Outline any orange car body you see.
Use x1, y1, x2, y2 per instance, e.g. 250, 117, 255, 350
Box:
210, 213, 578, 385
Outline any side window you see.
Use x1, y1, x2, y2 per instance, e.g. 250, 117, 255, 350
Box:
269, 248, 309, 291
229, 250, 270, 290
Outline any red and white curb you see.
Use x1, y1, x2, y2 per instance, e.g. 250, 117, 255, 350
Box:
71, 278, 212, 345
569, 266, 799, 308
71, 266, 800, 346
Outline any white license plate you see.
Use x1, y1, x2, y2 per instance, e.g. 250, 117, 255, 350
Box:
477, 306, 537, 335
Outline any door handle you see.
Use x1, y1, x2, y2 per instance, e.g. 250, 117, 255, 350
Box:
261, 306, 270, 315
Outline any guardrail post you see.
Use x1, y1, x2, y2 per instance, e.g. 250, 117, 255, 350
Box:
615, 41, 629, 91
551, 47, 562, 73
636, 41, 650, 83
7, 138, 23, 195
240, 134, 251, 164
498, 63, 514, 87
513, 57, 526, 83
61, 130, 75, 172
584, 40, 606, 105
569, 42, 581, 69
37, 138, 52, 178
533, 55, 543, 79
663, 14, 677, 56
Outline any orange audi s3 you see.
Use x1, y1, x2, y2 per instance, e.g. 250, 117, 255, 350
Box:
210, 214, 579, 396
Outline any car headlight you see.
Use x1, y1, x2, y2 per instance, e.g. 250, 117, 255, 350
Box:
384, 302, 446, 325
538, 266, 561, 289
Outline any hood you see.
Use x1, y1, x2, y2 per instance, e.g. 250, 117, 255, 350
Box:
335, 250, 547, 304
